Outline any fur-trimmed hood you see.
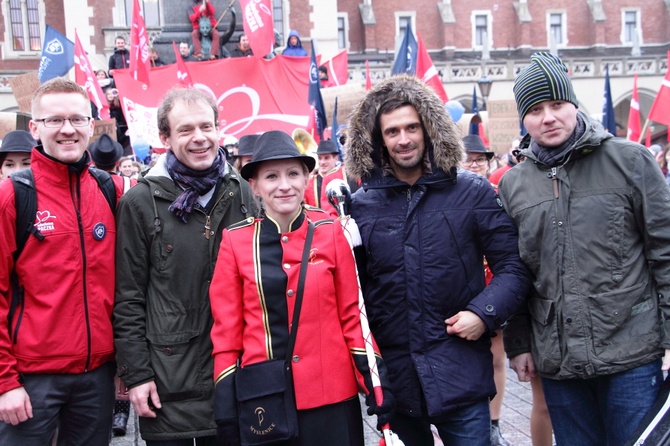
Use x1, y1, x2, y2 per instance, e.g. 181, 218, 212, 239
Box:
345, 75, 463, 182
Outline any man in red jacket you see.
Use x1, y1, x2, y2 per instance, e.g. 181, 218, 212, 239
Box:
0, 78, 121, 444
304, 139, 357, 216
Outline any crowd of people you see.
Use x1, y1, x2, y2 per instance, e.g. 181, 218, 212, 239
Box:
0, 44, 669, 446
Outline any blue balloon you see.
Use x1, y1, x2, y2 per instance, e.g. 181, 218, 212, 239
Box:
446, 100, 465, 122
133, 138, 150, 161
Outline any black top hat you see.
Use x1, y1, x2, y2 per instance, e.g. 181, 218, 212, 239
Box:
237, 134, 260, 157
1, 130, 34, 154
88, 134, 123, 169
316, 139, 338, 155
241, 130, 316, 180
462, 135, 494, 159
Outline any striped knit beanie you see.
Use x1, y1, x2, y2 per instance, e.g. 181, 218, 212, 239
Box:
513, 52, 578, 120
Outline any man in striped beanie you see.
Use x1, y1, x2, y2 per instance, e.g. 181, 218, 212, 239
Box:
498, 52, 670, 445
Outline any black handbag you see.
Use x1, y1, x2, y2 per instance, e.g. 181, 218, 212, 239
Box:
235, 222, 314, 445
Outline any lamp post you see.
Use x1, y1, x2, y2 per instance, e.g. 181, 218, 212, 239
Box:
477, 75, 493, 111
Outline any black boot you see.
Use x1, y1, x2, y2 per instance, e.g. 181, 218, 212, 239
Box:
112, 412, 129, 437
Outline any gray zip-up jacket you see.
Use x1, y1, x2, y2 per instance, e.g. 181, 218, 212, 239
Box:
499, 112, 670, 380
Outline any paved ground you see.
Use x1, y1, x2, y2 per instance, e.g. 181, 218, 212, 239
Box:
110, 365, 537, 445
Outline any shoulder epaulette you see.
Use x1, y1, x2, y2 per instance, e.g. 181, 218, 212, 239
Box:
227, 217, 256, 231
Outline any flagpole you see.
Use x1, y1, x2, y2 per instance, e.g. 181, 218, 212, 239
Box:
638, 119, 651, 145
214, 0, 236, 28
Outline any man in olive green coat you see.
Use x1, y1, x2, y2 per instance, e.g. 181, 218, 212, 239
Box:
113, 88, 257, 444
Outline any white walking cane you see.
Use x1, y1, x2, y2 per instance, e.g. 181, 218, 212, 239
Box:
326, 179, 404, 446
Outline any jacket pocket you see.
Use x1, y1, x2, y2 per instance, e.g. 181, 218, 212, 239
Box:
529, 297, 560, 374
147, 331, 204, 402
588, 281, 659, 363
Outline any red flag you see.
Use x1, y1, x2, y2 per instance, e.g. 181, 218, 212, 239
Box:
416, 32, 448, 103
627, 74, 641, 142
73, 31, 110, 119
645, 127, 651, 147
129, 0, 151, 86
478, 122, 489, 147
365, 60, 372, 91
239, 0, 275, 57
172, 42, 193, 87
649, 50, 670, 126
322, 49, 348, 86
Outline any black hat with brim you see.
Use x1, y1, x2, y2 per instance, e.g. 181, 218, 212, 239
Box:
88, 133, 123, 169
237, 134, 261, 157
1, 130, 35, 154
316, 139, 339, 155
240, 130, 316, 180
462, 134, 494, 159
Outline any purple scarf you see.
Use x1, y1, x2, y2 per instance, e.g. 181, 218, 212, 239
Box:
166, 148, 228, 223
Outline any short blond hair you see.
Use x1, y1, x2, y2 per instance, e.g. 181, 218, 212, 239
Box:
31, 77, 89, 117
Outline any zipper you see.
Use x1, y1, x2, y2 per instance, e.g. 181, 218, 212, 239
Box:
204, 215, 211, 240
551, 167, 559, 198
72, 173, 92, 372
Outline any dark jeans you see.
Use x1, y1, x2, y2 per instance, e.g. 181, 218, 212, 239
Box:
391, 399, 490, 446
0, 362, 115, 446
542, 359, 662, 446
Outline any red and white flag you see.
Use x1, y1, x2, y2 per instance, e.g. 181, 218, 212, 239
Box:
416, 32, 448, 103
73, 31, 109, 119
649, 50, 670, 126
172, 42, 193, 87
129, 0, 151, 86
323, 49, 348, 86
239, 0, 275, 57
627, 74, 641, 142
365, 60, 372, 91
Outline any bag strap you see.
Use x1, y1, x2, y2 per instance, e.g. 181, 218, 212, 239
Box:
285, 221, 314, 362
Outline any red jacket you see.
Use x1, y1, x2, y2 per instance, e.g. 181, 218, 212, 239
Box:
304, 165, 350, 218
0, 149, 121, 395
210, 210, 381, 412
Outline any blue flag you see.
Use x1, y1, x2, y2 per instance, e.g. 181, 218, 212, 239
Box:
391, 24, 417, 75
469, 86, 480, 135
602, 66, 617, 135
38, 25, 75, 83
308, 41, 328, 141
331, 96, 344, 162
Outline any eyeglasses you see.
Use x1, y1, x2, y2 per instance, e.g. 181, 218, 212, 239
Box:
34, 116, 92, 128
462, 157, 489, 166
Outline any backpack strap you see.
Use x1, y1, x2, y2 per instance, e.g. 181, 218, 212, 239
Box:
8, 169, 42, 339
10, 169, 44, 259
88, 166, 117, 212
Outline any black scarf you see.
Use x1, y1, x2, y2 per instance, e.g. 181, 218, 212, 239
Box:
166, 148, 228, 223
531, 113, 587, 167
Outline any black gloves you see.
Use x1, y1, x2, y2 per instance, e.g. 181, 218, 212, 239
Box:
366, 388, 395, 431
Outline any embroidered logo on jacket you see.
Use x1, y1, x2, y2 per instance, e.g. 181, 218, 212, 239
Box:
34, 210, 56, 232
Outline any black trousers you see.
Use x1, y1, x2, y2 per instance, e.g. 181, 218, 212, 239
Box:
0, 362, 115, 446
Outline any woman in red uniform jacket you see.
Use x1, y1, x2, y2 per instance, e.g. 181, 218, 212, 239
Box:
210, 130, 393, 446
